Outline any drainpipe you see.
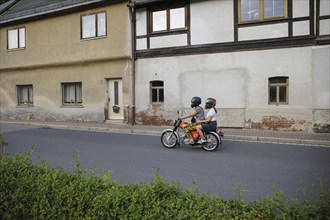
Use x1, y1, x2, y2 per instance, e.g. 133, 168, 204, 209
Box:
128, 0, 136, 125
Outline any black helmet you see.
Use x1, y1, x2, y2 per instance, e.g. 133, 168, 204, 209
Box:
205, 98, 216, 109
191, 96, 201, 108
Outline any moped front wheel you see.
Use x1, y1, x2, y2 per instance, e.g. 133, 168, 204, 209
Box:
202, 132, 219, 151
161, 130, 179, 148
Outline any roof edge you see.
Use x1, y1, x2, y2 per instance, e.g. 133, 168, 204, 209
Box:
0, 0, 20, 14
128, 0, 166, 8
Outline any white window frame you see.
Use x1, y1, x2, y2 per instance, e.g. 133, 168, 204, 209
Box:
81, 12, 107, 39
7, 27, 26, 50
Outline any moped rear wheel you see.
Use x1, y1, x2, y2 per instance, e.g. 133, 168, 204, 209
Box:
202, 132, 219, 151
161, 130, 179, 148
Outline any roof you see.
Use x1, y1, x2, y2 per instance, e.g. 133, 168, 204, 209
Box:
0, 0, 126, 27
0, 0, 19, 14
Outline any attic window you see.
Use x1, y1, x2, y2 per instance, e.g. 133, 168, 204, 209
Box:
81, 12, 106, 39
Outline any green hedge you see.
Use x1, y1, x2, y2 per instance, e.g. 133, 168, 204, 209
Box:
0, 148, 329, 220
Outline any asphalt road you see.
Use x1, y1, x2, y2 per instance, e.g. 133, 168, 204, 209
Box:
1, 123, 329, 201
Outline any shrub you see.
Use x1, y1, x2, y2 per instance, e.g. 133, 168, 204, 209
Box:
0, 148, 329, 219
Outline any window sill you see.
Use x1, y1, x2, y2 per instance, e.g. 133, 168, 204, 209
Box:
61, 105, 84, 108
7, 47, 26, 52
238, 18, 289, 27
80, 35, 107, 41
149, 29, 188, 37
16, 105, 34, 108
268, 103, 288, 106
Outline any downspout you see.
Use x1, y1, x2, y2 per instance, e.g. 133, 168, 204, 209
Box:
128, 0, 136, 125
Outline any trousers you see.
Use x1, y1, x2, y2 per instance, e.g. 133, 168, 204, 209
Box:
183, 122, 202, 139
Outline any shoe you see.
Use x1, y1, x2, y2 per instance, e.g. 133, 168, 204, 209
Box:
197, 139, 207, 144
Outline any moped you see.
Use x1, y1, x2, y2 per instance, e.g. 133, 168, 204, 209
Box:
160, 112, 224, 151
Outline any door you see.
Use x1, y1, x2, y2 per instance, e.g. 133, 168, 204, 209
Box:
108, 79, 124, 120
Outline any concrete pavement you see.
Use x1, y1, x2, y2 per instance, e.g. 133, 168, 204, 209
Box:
1, 119, 329, 147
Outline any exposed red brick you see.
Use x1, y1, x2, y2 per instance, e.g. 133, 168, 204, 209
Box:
251, 116, 296, 131
135, 110, 173, 126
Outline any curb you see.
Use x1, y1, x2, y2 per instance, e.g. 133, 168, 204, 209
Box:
225, 135, 330, 147
34, 124, 330, 147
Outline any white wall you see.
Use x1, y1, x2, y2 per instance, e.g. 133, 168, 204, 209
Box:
313, 46, 330, 109
293, 0, 310, 17
238, 23, 288, 41
190, 0, 234, 45
136, 46, 318, 110
135, 45, 330, 129
136, 8, 147, 36
293, 21, 310, 36
320, 0, 330, 16
150, 34, 188, 48
320, 20, 330, 35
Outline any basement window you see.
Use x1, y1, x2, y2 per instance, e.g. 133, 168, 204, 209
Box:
81, 12, 106, 39
17, 84, 33, 107
62, 82, 82, 106
150, 81, 164, 103
7, 27, 25, 50
269, 77, 288, 105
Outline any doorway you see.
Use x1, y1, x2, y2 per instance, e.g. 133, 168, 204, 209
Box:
107, 79, 124, 120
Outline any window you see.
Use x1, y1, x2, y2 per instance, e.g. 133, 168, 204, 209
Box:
269, 77, 288, 105
17, 85, 33, 107
151, 6, 186, 33
7, 27, 25, 50
81, 12, 106, 39
239, 0, 287, 23
62, 82, 82, 106
114, 81, 119, 105
150, 81, 164, 103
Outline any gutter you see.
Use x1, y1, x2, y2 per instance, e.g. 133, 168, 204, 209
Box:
127, 0, 165, 8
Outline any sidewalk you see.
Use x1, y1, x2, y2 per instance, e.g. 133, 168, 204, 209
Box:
1, 119, 329, 147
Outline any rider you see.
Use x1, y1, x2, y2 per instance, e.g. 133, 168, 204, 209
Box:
196, 98, 217, 144
181, 96, 205, 144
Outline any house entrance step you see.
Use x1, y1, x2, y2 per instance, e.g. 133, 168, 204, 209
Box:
105, 119, 125, 125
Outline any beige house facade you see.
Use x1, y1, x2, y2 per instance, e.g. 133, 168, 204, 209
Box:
0, 0, 134, 123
